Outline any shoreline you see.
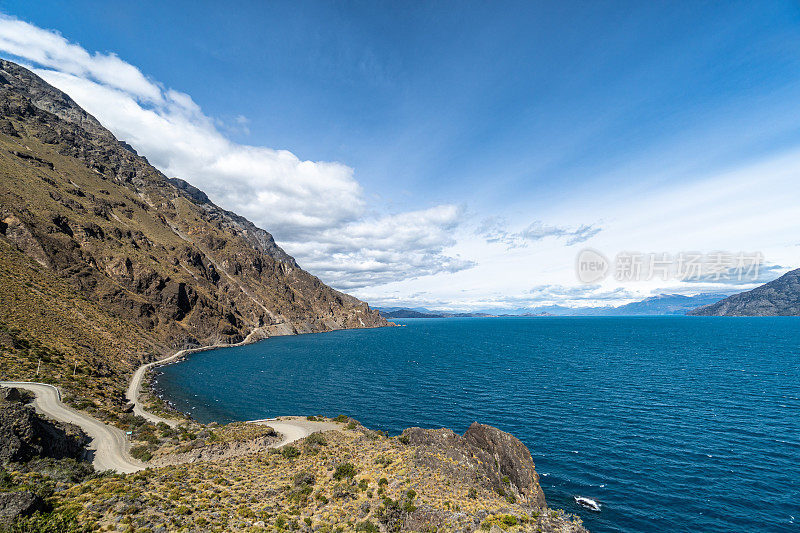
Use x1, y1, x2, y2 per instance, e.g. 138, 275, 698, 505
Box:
125, 327, 269, 427
127, 322, 393, 427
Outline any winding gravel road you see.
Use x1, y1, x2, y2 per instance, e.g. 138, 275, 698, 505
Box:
0, 381, 144, 473
3, 360, 341, 473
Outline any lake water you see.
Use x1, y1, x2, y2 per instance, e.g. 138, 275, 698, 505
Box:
156, 317, 800, 532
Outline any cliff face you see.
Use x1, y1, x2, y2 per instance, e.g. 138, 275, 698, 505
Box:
0, 59, 387, 415
402, 423, 547, 508
0, 387, 88, 464
690, 268, 800, 316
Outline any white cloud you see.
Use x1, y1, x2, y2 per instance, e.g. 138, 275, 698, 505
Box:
477, 217, 601, 247
289, 205, 475, 288
0, 15, 161, 102
0, 15, 471, 289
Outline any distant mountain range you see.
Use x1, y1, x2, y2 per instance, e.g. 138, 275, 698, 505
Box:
382, 269, 800, 319
379, 308, 496, 319
690, 267, 800, 316
379, 292, 733, 318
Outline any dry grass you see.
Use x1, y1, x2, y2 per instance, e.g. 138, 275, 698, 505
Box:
54, 426, 583, 532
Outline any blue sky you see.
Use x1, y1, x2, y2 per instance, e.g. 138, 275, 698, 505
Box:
1, 2, 799, 310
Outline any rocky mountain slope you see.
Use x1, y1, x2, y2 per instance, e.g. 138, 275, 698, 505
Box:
0, 59, 387, 417
690, 268, 800, 316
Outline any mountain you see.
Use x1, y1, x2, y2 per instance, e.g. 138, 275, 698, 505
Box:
689, 268, 800, 316
378, 308, 499, 318
380, 309, 445, 318
380, 293, 730, 319
579, 293, 730, 316
0, 59, 387, 418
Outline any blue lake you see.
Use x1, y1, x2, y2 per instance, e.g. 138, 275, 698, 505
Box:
156, 317, 800, 532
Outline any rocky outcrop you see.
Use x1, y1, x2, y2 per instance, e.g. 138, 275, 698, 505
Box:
402, 422, 546, 509
0, 387, 89, 464
690, 267, 800, 316
0, 491, 45, 523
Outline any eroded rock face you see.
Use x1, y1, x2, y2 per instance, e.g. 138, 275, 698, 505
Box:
402, 422, 546, 509
0, 388, 89, 464
465, 422, 546, 507
0, 491, 45, 523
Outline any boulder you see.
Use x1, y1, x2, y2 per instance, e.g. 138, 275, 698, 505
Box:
0, 387, 21, 403
0, 397, 89, 463
0, 491, 45, 522
401, 422, 546, 508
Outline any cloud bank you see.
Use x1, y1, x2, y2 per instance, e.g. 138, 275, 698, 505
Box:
0, 14, 470, 288
478, 217, 601, 248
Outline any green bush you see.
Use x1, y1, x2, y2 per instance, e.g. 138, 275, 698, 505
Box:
501, 515, 519, 526
129, 445, 152, 462
333, 463, 356, 480
2, 507, 91, 533
304, 432, 327, 447
281, 446, 300, 459
333, 414, 349, 423
355, 520, 379, 532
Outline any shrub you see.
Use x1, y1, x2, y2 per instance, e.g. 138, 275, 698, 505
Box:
281, 446, 300, 459
355, 520, 380, 532
304, 432, 327, 447
288, 485, 313, 505
129, 445, 152, 462
6, 508, 91, 533
333, 463, 356, 480
378, 478, 388, 486
0, 467, 13, 488
333, 414, 349, 423
398, 435, 410, 445
238, 506, 255, 518
292, 471, 316, 487
501, 515, 518, 526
